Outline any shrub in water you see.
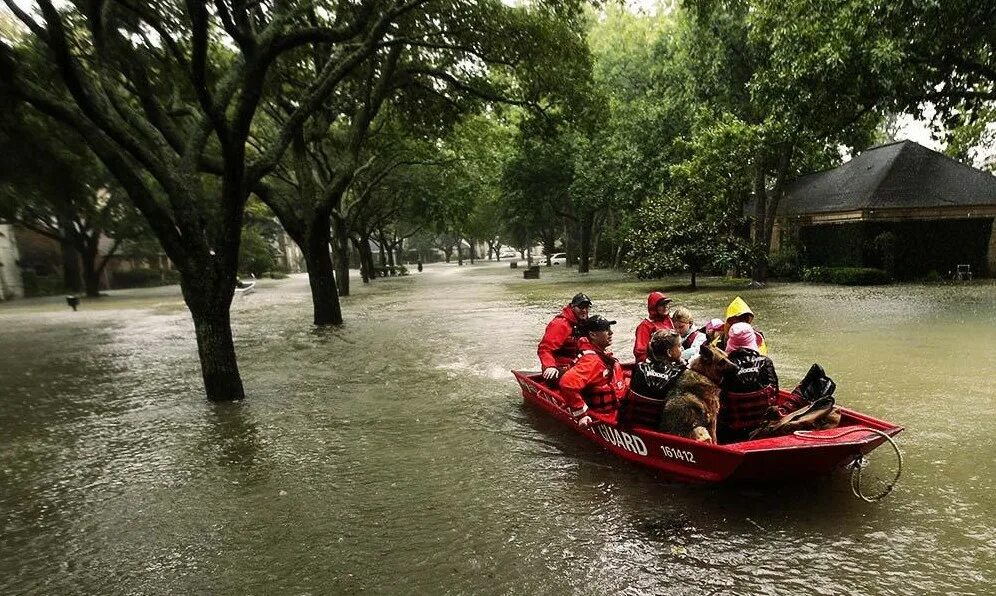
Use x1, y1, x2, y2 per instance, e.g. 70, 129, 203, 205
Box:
803, 267, 891, 285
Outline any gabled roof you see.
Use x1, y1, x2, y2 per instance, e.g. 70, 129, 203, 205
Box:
778, 140, 996, 216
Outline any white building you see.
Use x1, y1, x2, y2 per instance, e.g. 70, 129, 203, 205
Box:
0, 223, 25, 299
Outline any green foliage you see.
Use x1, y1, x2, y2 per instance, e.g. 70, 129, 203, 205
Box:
20, 270, 65, 297
802, 267, 891, 285
239, 228, 277, 278
112, 268, 182, 289
768, 246, 802, 280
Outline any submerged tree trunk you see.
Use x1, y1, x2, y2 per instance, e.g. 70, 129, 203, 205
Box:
332, 214, 351, 297
81, 243, 101, 298
302, 222, 342, 326
578, 211, 594, 274
182, 273, 245, 402
58, 217, 79, 293
377, 230, 388, 267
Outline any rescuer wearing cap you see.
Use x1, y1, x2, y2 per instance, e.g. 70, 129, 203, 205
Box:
538, 293, 593, 381
559, 315, 628, 426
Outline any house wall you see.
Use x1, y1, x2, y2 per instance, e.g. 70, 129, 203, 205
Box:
799, 218, 994, 279
0, 224, 25, 299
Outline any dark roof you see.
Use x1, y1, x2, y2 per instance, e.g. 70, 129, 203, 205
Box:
778, 140, 996, 216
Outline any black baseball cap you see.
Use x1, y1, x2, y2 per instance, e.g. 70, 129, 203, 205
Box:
584, 315, 616, 332
570, 293, 592, 308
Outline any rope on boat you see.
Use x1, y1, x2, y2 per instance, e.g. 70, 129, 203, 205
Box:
793, 427, 903, 502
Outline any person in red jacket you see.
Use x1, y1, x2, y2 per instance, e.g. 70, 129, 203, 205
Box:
538, 293, 592, 380
633, 291, 674, 362
560, 315, 628, 426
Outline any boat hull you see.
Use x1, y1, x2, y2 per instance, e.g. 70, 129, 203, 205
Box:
512, 370, 903, 484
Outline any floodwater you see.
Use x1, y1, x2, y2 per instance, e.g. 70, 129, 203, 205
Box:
1, 263, 993, 595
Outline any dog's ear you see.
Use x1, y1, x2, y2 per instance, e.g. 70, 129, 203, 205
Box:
699, 343, 713, 361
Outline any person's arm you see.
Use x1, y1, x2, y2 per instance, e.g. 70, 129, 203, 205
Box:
680, 332, 707, 361
559, 357, 598, 416
633, 321, 650, 362
538, 318, 570, 373
765, 357, 779, 393
755, 329, 768, 356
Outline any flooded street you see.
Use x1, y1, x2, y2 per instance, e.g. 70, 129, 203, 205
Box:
1, 263, 994, 595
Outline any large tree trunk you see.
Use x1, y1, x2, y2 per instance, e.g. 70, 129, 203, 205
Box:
377, 229, 388, 267
81, 243, 101, 298
578, 211, 594, 274
332, 215, 351, 296
352, 236, 375, 283
363, 238, 377, 280
59, 218, 82, 293
303, 222, 343, 326
182, 275, 245, 402
468, 238, 476, 264
751, 143, 793, 283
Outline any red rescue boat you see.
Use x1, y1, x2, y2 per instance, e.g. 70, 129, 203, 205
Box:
512, 369, 903, 485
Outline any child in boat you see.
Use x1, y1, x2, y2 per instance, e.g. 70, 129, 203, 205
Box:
718, 322, 779, 442
559, 316, 628, 426
722, 296, 767, 355
629, 330, 686, 400
671, 307, 707, 361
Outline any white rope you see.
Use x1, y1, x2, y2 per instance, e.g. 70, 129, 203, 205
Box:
794, 427, 903, 502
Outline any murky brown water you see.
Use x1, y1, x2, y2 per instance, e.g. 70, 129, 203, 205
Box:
1, 263, 993, 594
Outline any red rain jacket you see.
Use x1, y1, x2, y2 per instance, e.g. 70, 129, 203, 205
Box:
633, 291, 674, 363
560, 338, 628, 421
538, 306, 583, 370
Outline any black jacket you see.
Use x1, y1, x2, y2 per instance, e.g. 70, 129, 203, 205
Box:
723, 348, 778, 394
629, 359, 686, 400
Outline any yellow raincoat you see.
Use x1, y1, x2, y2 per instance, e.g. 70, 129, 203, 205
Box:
723, 296, 768, 355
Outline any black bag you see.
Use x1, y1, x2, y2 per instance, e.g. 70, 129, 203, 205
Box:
795, 363, 836, 403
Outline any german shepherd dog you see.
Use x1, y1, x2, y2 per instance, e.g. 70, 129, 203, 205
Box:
659, 343, 738, 443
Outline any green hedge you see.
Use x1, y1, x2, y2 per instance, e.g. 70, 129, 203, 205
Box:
802, 266, 891, 285
21, 270, 66, 297
112, 268, 181, 288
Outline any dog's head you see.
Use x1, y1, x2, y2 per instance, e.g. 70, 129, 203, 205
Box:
690, 343, 739, 384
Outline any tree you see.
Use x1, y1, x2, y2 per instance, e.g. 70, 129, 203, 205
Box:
1, 1, 437, 400
627, 115, 757, 286
0, 108, 146, 297
0, 1, 589, 400
253, 0, 592, 321
643, 2, 884, 282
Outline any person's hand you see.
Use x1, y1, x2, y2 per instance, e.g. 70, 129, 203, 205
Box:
577, 415, 593, 428
542, 367, 560, 380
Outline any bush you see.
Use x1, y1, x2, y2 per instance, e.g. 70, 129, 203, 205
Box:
266, 271, 289, 279
112, 268, 181, 288
768, 246, 801, 280
803, 266, 891, 285
21, 270, 65, 297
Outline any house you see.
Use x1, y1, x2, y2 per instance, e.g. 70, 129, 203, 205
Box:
0, 223, 25, 299
772, 140, 996, 278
